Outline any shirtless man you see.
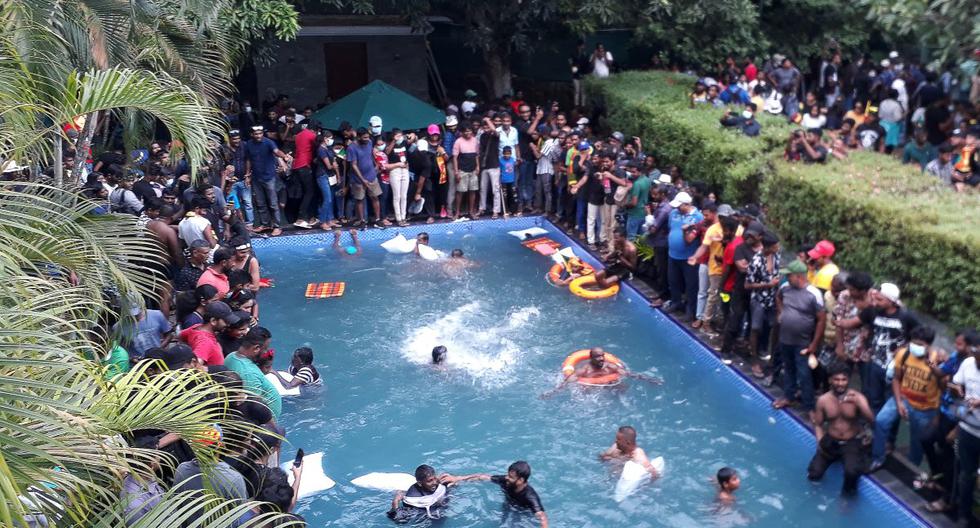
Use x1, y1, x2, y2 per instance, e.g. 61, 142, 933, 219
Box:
332, 229, 361, 256
807, 361, 875, 494
541, 347, 661, 398
599, 425, 661, 477
593, 230, 637, 289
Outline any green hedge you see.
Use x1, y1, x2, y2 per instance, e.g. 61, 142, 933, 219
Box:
591, 71, 980, 329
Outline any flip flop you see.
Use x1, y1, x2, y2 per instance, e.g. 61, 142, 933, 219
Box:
772, 398, 795, 409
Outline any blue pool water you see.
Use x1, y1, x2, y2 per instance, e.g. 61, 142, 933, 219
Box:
253, 218, 925, 528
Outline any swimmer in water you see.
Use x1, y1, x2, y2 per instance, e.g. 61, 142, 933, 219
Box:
716, 467, 740, 504
413, 232, 429, 255
389, 464, 453, 521
444, 249, 478, 273
333, 229, 361, 255
439, 461, 549, 528
599, 426, 661, 477
540, 347, 662, 398
552, 257, 589, 287
432, 345, 447, 364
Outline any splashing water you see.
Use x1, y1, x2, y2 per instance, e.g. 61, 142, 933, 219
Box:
401, 301, 540, 383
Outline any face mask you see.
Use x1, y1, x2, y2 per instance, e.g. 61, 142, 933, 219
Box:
394, 135, 404, 143
909, 343, 927, 358
375, 144, 385, 151
371, 126, 382, 135
325, 138, 334, 146
742, 110, 753, 119
244, 106, 252, 113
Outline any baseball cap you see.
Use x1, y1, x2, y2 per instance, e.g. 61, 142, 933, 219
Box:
369, 116, 382, 127
657, 174, 673, 185
576, 117, 589, 126
669, 191, 693, 208
416, 139, 429, 152
717, 204, 735, 217
780, 259, 808, 275
464, 89, 477, 98
888, 50, 899, 60
445, 115, 458, 127
161, 343, 197, 370
743, 220, 766, 238
204, 301, 238, 325
879, 282, 901, 304
610, 131, 625, 143
228, 129, 241, 138
807, 240, 836, 260
427, 124, 441, 136
577, 140, 591, 151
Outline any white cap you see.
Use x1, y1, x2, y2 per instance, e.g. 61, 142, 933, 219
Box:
657, 174, 673, 184
445, 115, 458, 126
369, 115, 382, 127
416, 139, 429, 152
888, 50, 899, 60
879, 282, 901, 304
669, 191, 693, 208
576, 117, 589, 126
880, 59, 890, 68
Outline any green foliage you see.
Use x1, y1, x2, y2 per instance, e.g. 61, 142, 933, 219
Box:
861, 0, 980, 65
593, 71, 980, 328
759, 0, 872, 61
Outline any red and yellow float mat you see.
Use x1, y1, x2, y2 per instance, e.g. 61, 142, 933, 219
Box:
305, 282, 346, 299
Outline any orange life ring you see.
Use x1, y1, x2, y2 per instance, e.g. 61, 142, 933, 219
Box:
561, 349, 626, 386
569, 275, 619, 299
547, 261, 594, 284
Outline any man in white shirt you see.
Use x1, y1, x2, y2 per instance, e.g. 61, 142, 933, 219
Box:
497, 113, 520, 162
591, 43, 613, 78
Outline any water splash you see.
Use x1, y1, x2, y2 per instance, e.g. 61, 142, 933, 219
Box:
401, 301, 539, 383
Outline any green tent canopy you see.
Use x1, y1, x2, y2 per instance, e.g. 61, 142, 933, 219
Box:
308, 80, 445, 132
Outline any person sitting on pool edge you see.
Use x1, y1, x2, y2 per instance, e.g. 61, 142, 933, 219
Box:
593, 230, 637, 289
389, 464, 451, 522
599, 425, 661, 477
439, 461, 548, 528
716, 467, 740, 504
541, 347, 662, 398
332, 229, 361, 255
432, 345, 447, 365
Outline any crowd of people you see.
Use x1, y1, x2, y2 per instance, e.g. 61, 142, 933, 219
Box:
699, 50, 980, 188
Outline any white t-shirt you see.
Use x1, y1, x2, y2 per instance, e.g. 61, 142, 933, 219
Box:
592, 52, 613, 78
178, 214, 212, 246
954, 357, 980, 437
461, 100, 477, 114
801, 113, 827, 129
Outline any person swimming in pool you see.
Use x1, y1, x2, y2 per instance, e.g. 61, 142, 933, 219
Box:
593, 230, 637, 289
540, 347, 662, 398
432, 345, 447, 365
333, 229, 361, 255
439, 461, 548, 528
413, 232, 429, 255
599, 425, 661, 478
388, 464, 452, 522
552, 257, 590, 287
715, 467, 740, 505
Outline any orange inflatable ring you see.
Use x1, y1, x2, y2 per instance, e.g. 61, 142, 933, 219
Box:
547, 261, 594, 284
569, 275, 619, 299
561, 349, 626, 386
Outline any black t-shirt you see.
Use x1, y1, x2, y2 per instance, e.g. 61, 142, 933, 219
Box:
490, 476, 544, 513
859, 306, 919, 367
924, 105, 950, 145
479, 133, 500, 169
408, 149, 431, 181
387, 145, 408, 167
97, 151, 126, 169
797, 143, 828, 163
856, 123, 885, 151
586, 166, 606, 206
515, 120, 535, 161
732, 242, 758, 294
217, 331, 243, 357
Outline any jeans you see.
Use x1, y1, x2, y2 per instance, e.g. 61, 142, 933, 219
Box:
780, 342, 815, 411
251, 177, 281, 228
959, 427, 980, 523
479, 168, 501, 214
294, 166, 316, 220
576, 192, 588, 233
379, 180, 391, 219
861, 361, 889, 414
696, 263, 709, 320
230, 180, 253, 223
517, 162, 535, 209
721, 287, 749, 354
667, 257, 699, 319
315, 173, 335, 222
390, 168, 410, 222
500, 182, 517, 214
535, 172, 553, 213
625, 216, 644, 239
872, 397, 936, 465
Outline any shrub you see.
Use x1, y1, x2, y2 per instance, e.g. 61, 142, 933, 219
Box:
592, 71, 980, 329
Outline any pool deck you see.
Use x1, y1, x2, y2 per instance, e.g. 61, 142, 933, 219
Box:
264, 215, 955, 527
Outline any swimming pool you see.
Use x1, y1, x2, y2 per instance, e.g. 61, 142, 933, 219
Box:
253, 218, 927, 528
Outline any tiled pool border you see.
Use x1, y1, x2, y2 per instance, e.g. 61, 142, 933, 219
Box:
253, 216, 929, 527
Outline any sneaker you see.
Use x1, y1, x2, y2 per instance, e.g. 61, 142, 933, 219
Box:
868, 460, 885, 473
759, 354, 772, 361
720, 352, 734, 365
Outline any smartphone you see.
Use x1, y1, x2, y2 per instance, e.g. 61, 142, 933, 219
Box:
293, 448, 304, 468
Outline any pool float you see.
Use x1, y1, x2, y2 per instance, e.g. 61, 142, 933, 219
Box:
281, 452, 335, 498
569, 275, 619, 299
417, 244, 445, 261
614, 457, 665, 502
546, 261, 594, 285
351, 472, 417, 492
561, 349, 625, 386
264, 371, 300, 396
381, 234, 417, 254
305, 282, 345, 299
507, 227, 548, 239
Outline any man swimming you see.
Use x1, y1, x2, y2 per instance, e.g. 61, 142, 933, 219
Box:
414, 232, 429, 255
389, 464, 451, 522
332, 229, 361, 256
541, 347, 662, 398
431, 345, 447, 365
599, 426, 661, 477
440, 461, 548, 528
552, 257, 590, 287
593, 230, 637, 289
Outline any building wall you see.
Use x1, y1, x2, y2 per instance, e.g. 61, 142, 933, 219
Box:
255, 34, 430, 109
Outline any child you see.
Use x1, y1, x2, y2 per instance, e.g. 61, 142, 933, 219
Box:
499, 146, 517, 217
716, 467, 740, 504
286, 347, 322, 387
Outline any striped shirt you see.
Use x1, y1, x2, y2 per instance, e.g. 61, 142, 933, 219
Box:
290, 365, 322, 386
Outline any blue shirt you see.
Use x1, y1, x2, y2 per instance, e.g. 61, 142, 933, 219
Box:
719, 86, 750, 104
442, 130, 457, 155
499, 156, 516, 183
941, 351, 963, 420
667, 207, 703, 260
346, 141, 377, 182
243, 138, 278, 182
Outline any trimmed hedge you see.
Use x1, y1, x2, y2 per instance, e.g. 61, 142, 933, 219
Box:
591, 71, 980, 329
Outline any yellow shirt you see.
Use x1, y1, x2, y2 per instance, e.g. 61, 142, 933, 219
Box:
704, 223, 742, 276
807, 261, 839, 291
895, 346, 941, 411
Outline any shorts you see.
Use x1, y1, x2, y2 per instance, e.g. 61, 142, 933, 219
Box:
749, 298, 776, 331
352, 179, 383, 200
606, 262, 632, 282
456, 171, 479, 193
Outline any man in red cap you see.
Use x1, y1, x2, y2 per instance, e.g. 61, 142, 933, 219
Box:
807, 240, 839, 292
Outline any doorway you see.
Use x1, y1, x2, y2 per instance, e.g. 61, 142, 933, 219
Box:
325, 42, 368, 99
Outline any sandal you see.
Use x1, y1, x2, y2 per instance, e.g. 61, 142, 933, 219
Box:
691, 320, 703, 329
772, 398, 795, 409
925, 499, 952, 513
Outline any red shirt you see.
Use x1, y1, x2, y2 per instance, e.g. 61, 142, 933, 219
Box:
197, 268, 229, 298
745, 63, 757, 82
292, 128, 317, 169
180, 324, 224, 366
722, 236, 744, 292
